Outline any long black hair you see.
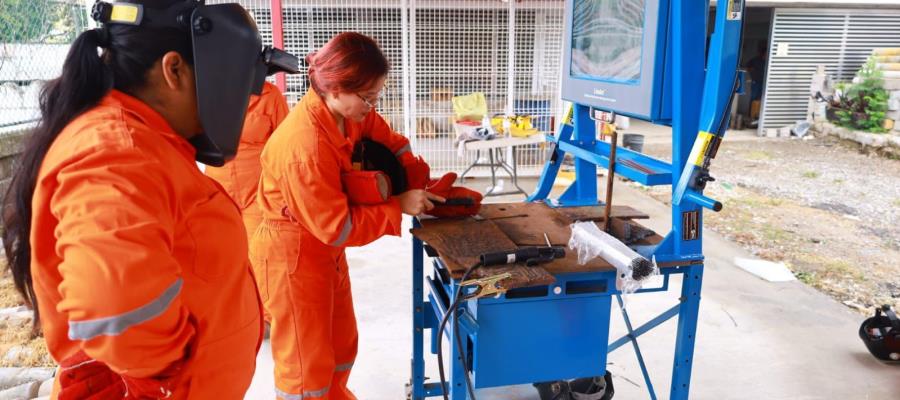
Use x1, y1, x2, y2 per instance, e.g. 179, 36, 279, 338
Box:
2, 1, 193, 326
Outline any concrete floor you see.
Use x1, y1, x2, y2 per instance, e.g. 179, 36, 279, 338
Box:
246, 175, 900, 399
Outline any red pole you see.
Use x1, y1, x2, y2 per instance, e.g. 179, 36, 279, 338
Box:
271, 0, 286, 92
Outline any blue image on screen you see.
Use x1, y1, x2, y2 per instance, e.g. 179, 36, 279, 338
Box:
570, 0, 646, 84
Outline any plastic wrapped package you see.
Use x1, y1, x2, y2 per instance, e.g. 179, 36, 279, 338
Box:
568, 221, 658, 294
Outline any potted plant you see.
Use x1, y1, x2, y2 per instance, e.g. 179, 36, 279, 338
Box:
832, 58, 889, 133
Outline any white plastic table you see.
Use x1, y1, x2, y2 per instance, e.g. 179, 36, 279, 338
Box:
458, 134, 546, 197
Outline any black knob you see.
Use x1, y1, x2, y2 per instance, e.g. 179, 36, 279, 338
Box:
193, 16, 212, 34
91, 2, 112, 23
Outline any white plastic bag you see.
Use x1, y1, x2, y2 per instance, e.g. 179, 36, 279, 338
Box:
568, 221, 658, 294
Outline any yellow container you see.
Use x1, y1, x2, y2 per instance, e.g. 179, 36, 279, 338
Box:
491, 115, 538, 137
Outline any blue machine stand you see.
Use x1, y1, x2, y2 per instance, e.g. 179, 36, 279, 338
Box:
409, 1, 745, 399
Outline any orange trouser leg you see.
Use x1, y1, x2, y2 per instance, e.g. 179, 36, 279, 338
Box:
251, 221, 358, 400
330, 255, 358, 400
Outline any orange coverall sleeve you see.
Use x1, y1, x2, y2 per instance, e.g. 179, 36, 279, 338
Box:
269, 88, 290, 132
50, 145, 195, 378
362, 111, 414, 163
280, 150, 402, 248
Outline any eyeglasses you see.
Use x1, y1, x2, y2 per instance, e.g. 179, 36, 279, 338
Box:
356, 93, 378, 109
356, 85, 387, 109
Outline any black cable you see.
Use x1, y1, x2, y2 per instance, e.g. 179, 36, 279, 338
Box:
700, 76, 741, 173
454, 304, 477, 400
437, 261, 482, 400
713, 76, 741, 136
711, 2, 747, 140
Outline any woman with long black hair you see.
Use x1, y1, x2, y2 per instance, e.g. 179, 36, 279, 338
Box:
2, 1, 273, 397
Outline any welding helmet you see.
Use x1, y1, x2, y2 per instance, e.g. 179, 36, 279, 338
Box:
859, 305, 900, 363
91, 0, 300, 166
351, 139, 408, 195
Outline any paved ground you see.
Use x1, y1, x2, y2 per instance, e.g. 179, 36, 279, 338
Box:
246, 173, 900, 399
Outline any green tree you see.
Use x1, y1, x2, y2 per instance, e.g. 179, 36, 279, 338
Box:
0, 0, 54, 43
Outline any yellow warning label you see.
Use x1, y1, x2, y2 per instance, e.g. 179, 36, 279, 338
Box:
688, 131, 714, 167
110, 4, 140, 24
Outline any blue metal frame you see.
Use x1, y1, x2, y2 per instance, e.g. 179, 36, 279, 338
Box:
409, 1, 744, 398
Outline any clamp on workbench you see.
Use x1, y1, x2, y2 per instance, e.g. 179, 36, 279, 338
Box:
459, 273, 512, 300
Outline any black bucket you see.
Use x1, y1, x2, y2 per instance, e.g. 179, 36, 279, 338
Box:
622, 133, 644, 153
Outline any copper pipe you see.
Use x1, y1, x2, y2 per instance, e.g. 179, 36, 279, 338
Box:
603, 129, 618, 232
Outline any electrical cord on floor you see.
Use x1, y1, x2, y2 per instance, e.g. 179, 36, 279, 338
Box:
437, 261, 482, 400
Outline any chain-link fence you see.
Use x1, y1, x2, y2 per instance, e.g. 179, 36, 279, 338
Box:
0, 1, 89, 128
1, 1, 565, 177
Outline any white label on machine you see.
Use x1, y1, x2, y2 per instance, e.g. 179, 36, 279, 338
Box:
507, 254, 516, 264
728, 0, 743, 20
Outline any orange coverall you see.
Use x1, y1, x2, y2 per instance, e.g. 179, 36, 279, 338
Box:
31, 90, 262, 399
205, 82, 289, 245
251, 90, 413, 399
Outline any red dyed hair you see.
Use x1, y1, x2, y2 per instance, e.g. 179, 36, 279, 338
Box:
307, 32, 390, 94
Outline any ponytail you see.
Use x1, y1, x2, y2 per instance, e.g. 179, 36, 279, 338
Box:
2, 2, 194, 326
2, 29, 111, 326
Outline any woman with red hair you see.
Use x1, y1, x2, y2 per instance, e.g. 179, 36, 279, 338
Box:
251, 32, 442, 399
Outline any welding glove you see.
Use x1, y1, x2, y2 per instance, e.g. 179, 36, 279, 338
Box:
401, 155, 431, 191
58, 350, 181, 400
341, 170, 392, 205
424, 172, 483, 218
58, 350, 124, 400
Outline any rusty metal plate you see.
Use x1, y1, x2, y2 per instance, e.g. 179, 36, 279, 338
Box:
553, 205, 650, 222
412, 203, 675, 289
479, 203, 573, 246
412, 218, 556, 289
413, 218, 516, 272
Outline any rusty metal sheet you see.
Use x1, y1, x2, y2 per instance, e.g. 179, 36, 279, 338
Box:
479, 203, 573, 246
412, 218, 556, 289
412, 203, 676, 289
412, 218, 516, 272
553, 205, 649, 222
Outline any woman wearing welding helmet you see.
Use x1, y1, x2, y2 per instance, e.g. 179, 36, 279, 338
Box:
1, 1, 279, 398
251, 32, 478, 399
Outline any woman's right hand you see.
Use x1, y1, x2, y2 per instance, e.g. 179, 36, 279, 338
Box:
397, 189, 446, 216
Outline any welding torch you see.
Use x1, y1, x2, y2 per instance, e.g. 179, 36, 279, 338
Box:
479, 246, 566, 267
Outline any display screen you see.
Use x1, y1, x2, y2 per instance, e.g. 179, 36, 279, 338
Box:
570, 0, 646, 83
